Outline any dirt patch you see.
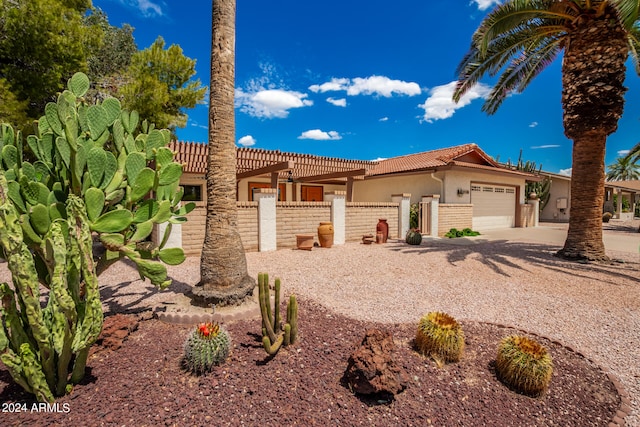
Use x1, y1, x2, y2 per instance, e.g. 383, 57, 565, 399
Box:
0, 300, 620, 426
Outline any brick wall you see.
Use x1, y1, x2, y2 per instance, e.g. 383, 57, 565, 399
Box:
275, 202, 332, 249
438, 204, 473, 237
181, 202, 259, 255
346, 203, 399, 241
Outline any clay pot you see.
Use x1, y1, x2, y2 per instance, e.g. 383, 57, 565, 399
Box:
376, 219, 389, 243
296, 234, 314, 251
317, 222, 334, 248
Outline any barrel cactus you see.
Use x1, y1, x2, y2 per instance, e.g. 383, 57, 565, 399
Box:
0, 72, 193, 402
405, 228, 422, 245
415, 312, 464, 365
183, 322, 231, 374
495, 335, 553, 397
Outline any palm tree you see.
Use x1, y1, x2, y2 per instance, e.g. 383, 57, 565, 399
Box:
624, 140, 640, 164
193, 0, 255, 305
454, 0, 640, 261
607, 156, 640, 180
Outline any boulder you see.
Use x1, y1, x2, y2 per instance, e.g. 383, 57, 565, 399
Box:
344, 329, 408, 397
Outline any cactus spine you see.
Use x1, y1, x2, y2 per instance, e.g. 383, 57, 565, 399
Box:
495, 335, 553, 397
183, 322, 231, 374
0, 72, 193, 402
258, 273, 298, 355
415, 311, 465, 365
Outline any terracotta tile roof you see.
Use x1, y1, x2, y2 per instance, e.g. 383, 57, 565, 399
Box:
366, 143, 502, 176
168, 141, 377, 180
605, 180, 640, 192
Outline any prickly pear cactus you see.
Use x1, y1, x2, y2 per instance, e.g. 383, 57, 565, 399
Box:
0, 72, 194, 402
183, 322, 231, 374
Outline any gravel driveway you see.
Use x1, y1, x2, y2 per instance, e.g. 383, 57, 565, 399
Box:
1, 221, 639, 424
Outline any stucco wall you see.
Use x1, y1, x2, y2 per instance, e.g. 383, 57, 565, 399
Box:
345, 203, 399, 241
541, 177, 571, 222
353, 174, 441, 205
237, 178, 345, 202
442, 170, 526, 204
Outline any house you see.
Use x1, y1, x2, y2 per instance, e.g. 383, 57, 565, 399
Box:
539, 173, 639, 222
166, 142, 540, 253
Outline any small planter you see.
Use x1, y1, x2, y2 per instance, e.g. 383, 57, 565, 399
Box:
295, 234, 314, 251
317, 222, 334, 248
405, 229, 422, 245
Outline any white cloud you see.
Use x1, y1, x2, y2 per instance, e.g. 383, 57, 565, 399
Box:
618, 149, 630, 156
472, 0, 501, 11
309, 78, 350, 93
418, 81, 491, 122
327, 97, 347, 107
235, 88, 313, 118
529, 121, 538, 128
190, 121, 207, 130
118, 0, 164, 17
298, 129, 342, 141
237, 135, 256, 147
371, 157, 388, 162
310, 76, 421, 97
379, 117, 389, 122
531, 145, 560, 149
558, 168, 572, 176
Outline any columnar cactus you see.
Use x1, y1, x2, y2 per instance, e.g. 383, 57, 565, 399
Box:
0, 72, 193, 402
183, 322, 231, 374
258, 273, 298, 355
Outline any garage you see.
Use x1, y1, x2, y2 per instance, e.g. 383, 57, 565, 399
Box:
471, 184, 516, 231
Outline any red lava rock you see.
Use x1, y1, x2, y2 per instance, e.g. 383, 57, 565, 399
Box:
94, 314, 140, 352
344, 328, 408, 397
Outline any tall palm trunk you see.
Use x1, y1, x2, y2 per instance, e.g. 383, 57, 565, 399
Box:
557, 6, 628, 261
193, 0, 254, 305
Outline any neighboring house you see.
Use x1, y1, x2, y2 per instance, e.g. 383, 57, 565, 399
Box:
354, 144, 538, 231
540, 173, 639, 222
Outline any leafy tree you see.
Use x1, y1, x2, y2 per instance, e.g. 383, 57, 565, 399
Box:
0, 0, 89, 118
193, 0, 255, 306
82, 7, 137, 103
0, 78, 29, 130
606, 156, 640, 181
454, 0, 640, 261
119, 37, 207, 138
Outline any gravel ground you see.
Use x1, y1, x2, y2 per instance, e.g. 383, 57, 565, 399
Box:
1, 222, 639, 425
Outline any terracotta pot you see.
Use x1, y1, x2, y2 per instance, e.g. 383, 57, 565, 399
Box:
317, 222, 334, 248
376, 219, 389, 243
296, 234, 314, 251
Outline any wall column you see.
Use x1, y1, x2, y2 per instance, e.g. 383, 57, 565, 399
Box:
421, 194, 440, 237
254, 188, 277, 252
325, 190, 346, 245
391, 193, 411, 240
530, 198, 539, 227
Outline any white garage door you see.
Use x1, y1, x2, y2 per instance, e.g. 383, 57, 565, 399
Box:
471, 184, 516, 231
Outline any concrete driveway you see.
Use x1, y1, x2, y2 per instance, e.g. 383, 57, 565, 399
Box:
475, 221, 640, 254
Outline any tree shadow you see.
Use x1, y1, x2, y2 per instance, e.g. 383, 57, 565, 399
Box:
387, 239, 639, 285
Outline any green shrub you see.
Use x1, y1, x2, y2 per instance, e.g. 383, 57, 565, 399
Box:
444, 228, 481, 238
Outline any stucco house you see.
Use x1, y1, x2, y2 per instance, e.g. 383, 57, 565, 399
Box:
539, 173, 639, 222
166, 141, 540, 253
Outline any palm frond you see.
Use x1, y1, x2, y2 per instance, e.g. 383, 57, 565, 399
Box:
628, 23, 640, 75
623, 140, 640, 164
611, 0, 640, 30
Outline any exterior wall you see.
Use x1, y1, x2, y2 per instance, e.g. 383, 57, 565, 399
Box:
520, 203, 535, 228
541, 177, 571, 222
438, 204, 473, 237
275, 202, 332, 249
353, 174, 441, 205
181, 202, 259, 255
345, 203, 399, 241
442, 170, 526, 204
237, 178, 345, 202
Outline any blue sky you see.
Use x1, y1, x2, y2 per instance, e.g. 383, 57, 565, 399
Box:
94, 0, 640, 175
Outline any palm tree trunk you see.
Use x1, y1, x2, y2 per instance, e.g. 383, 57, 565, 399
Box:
557, 7, 628, 261
193, 0, 255, 305
557, 131, 607, 260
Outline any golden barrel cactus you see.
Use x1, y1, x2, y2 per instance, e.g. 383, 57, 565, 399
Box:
415, 312, 464, 364
495, 335, 553, 397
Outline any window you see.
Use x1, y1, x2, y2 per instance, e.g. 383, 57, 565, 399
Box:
248, 182, 286, 201
505, 188, 515, 194
494, 187, 505, 193
471, 185, 481, 192
182, 184, 202, 201
482, 187, 493, 192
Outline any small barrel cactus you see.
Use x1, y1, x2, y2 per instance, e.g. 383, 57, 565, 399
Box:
495, 335, 553, 397
415, 312, 464, 365
405, 228, 422, 245
183, 322, 231, 374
